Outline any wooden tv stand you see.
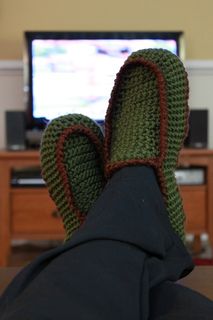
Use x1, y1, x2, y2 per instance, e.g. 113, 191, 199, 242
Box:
0, 149, 213, 266
0, 151, 64, 266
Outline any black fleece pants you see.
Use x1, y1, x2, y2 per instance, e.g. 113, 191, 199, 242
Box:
0, 167, 213, 319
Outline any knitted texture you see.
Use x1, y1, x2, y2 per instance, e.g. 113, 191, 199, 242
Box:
40, 114, 105, 240
104, 49, 189, 240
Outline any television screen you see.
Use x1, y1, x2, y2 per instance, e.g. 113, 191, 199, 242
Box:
24, 31, 184, 128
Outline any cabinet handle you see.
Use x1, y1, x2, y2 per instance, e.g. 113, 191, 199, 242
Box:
51, 210, 61, 218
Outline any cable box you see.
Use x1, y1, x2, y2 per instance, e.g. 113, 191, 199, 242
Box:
175, 167, 206, 185
11, 167, 45, 187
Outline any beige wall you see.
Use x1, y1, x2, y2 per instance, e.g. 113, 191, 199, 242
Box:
0, 0, 213, 60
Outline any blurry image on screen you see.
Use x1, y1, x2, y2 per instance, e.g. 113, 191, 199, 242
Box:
32, 39, 177, 121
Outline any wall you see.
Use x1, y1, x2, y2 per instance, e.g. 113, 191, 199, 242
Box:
0, 0, 213, 60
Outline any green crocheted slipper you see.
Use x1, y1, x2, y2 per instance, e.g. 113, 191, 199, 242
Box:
40, 114, 105, 240
104, 49, 189, 240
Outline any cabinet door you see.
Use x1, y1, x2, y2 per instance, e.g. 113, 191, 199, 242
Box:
11, 188, 65, 239
180, 186, 207, 234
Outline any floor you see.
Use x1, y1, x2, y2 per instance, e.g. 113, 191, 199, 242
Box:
8, 235, 213, 267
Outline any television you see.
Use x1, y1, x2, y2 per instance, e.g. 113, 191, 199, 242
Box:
23, 31, 185, 129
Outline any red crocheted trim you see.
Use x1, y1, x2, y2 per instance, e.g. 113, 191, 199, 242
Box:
104, 58, 168, 196
56, 124, 103, 225
177, 71, 190, 166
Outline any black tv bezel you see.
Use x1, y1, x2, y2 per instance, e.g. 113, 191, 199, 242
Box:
23, 30, 184, 130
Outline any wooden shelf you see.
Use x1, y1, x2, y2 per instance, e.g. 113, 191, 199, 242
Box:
0, 149, 213, 266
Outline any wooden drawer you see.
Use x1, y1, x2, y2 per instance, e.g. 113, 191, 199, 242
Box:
11, 188, 65, 239
180, 185, 207, 234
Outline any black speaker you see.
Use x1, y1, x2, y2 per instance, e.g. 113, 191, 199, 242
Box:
5, 111, 26, 150
184, 109, 208, 148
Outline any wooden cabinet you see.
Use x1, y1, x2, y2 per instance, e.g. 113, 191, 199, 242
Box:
180, 185, 207, 233
0, 151, 64, 266
0, 149, 213, 266
178, 149, 213, 245
11, 188, 64, 237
